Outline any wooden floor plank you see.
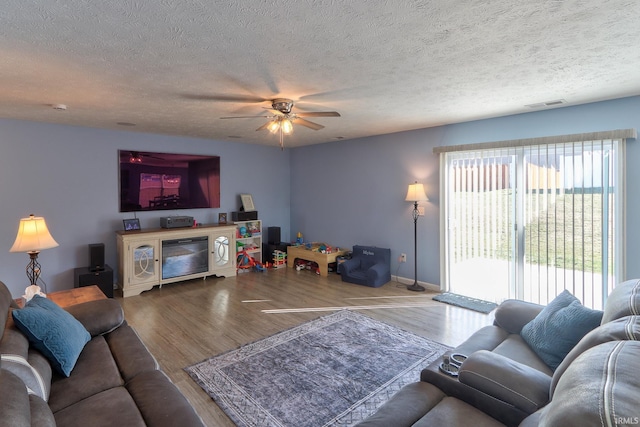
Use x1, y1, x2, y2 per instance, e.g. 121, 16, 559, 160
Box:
118, 268, 494, 426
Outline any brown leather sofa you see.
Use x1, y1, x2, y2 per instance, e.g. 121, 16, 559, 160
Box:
357, 279, 640, 427
0, 281, 204, 427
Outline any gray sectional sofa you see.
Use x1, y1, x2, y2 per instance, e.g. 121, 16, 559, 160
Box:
0, 281, 204, 427
358, 279, 640, 426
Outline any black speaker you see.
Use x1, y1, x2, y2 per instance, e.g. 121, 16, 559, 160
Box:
267, 227, 281, 245
89, 243, 105, 272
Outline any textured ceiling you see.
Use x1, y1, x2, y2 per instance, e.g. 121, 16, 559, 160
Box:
1, 1, 639, 148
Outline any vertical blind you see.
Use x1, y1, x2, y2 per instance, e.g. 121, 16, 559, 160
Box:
436, 129, 635, 309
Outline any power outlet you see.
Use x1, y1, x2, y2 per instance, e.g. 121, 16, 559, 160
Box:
400, 253, 407, 263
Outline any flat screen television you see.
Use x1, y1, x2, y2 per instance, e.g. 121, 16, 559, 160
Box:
119, 150, 220, 212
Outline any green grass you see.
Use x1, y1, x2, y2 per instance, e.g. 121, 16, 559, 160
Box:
450, 189, 614, 274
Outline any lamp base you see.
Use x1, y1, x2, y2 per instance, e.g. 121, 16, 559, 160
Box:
407, 282, 426, 292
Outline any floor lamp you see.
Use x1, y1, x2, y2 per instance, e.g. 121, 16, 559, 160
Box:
405, 182, 428, 292
10, 214, 59, 294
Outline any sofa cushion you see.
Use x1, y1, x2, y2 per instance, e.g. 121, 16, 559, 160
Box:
540, 341, 640, 426
48, 336, 123, 413
12, 295, 91, 377
0, 369, 56, 427
126, 370, 205, 426
30, 394, 57, 427
105, 324, 159, 381
1, 316, 53, 401
1, 353, 50, 400
491, 334, 552, 375
53, 386, 147, 427
550, 315, 640, 395
355, 381, 446, 427
520, 290, 602, 370
601, 278, 640, 324
412, 396, 505, 427
0, 280, 12, 336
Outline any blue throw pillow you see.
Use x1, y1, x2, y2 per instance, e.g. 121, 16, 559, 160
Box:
521, 290, 603, 371
12, 295, 90, 377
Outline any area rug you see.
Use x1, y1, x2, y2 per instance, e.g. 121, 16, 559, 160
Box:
432, 292, 498, 313
185, 309, 450, 427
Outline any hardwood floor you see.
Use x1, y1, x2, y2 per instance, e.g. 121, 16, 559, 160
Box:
118, 268, 494, 426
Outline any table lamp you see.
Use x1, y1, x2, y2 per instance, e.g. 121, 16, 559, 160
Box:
10, 214, 59, 293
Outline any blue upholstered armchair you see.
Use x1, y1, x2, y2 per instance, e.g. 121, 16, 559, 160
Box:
339, 245, 391, 287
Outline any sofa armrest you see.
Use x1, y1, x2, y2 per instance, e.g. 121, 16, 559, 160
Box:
493, 299, 544, 334
339, 258, 359, 274
65, 299, 125, 337
458, 350, 551, 414
367, 262, 389, 281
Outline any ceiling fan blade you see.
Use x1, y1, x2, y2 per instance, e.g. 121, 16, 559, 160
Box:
182, 93, 269, 103
256, 121, 273, 131
220, 115, 271, 119
292, 118, 325, 130
296, 111, 341, 117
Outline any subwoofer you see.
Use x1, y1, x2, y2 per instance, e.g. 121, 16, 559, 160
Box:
89, 243, 105, 272
267, 227, 281, 245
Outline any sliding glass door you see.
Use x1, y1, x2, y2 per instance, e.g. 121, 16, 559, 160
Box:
441, 137, 624, 309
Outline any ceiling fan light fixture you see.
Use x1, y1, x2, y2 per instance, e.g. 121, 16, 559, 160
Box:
281, 118, 293, 135
267, 119, 280, 133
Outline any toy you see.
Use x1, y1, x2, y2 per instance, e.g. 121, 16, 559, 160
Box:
293, 257, 320, 274
236, 249, 267, 272
272, 250, 287, 268
248, 222, 260, 235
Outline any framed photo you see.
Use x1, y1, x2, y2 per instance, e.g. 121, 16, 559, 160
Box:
240, 194, 256, 211
123, 218, 141, 231
218, 212, 227, 224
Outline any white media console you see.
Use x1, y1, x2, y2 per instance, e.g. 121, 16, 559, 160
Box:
116, 224, 236, 297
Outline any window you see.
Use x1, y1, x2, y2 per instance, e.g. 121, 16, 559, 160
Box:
436, 129, 635, 309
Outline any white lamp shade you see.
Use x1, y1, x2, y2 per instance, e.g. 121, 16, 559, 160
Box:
10, 215, 59, 253
267, 120, 280, 133
281, 118, 293, 135
405, 182, 428, 202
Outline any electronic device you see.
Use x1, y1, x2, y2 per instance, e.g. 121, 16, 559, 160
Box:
231, 211, 258, 221
118, 150, 220, 213
267, 226, 281, 244
88, 243, 105, 272
123, 218, 141, 231
160, 216, 195, 228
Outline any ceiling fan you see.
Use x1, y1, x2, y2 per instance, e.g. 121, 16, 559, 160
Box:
220, 98, 341, 149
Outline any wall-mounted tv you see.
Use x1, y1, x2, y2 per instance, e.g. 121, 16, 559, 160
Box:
119, 150, 220, 212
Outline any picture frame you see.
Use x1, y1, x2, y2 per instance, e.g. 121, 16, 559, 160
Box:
123, 218, 141, 231
240, 193, 256, 211
218, 212, 227, 224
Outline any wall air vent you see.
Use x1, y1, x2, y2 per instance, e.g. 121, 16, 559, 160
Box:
525, 99, 567, 109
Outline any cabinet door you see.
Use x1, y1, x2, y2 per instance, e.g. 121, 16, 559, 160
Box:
128, 240, 160, 285
211, 229, 234, 271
